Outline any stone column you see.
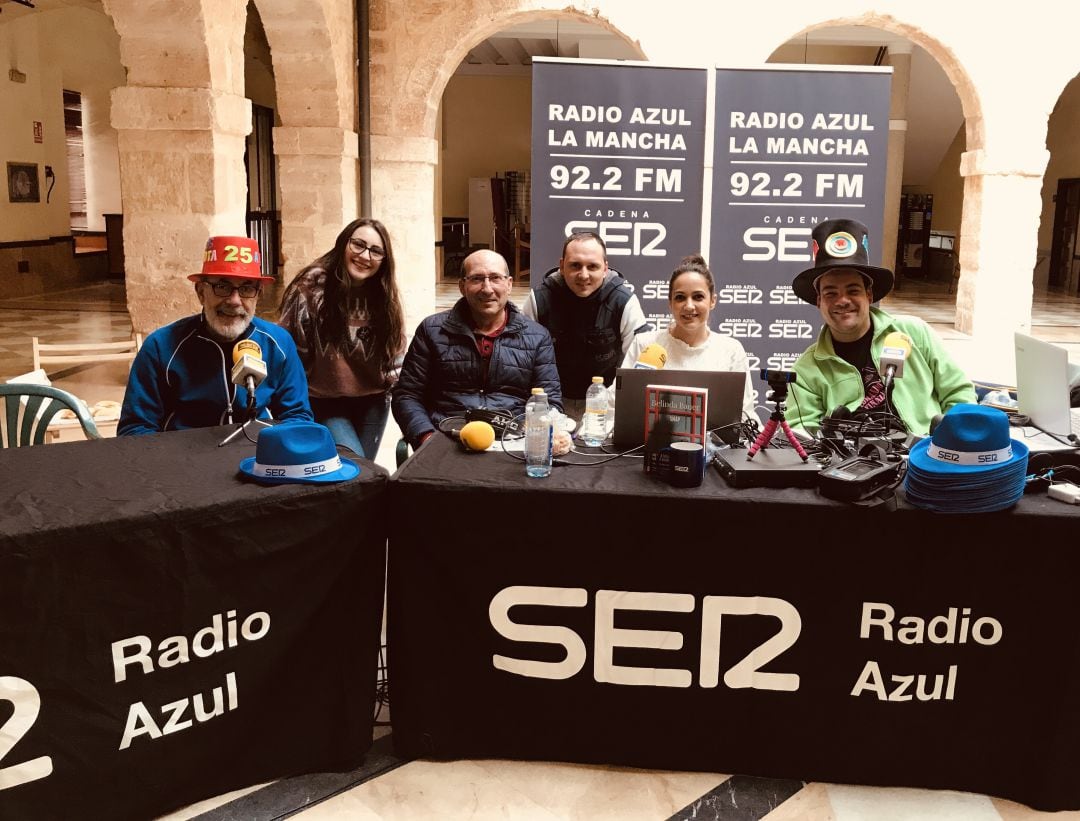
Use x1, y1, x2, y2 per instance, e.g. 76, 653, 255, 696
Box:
274, 126, 360, 283
371, 134, 439, 331
111, 86, 251, 334
881, 45, 911, 276
956, 143, 1049, 368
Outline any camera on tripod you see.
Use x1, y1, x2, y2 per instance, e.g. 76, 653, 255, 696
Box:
759, 369, 796, 402
747, 369, 807, 462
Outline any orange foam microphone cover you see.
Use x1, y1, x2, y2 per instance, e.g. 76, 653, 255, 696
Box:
232, 338, 262, 365
459, 420, 496, 451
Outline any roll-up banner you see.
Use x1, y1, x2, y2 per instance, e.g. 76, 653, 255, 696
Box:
531, 60, 891, 412
530, 58, 708, 333
710, 66, 892, 403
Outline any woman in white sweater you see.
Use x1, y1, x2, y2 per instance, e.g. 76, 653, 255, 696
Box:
619, 254, 758, 422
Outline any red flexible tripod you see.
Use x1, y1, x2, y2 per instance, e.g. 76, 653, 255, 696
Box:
746, 381, 808, 461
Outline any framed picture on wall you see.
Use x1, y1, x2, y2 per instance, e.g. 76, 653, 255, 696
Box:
7, 162, 40, 203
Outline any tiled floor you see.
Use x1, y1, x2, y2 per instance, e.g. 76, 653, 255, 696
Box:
5, 278, 1080, 820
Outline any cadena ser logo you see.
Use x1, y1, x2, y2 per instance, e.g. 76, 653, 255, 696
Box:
768, 319, 813, 339
717, 319, 762, 339
767, 353, 799, 370
646, 313, 673, 332
716, 285, 763, 305
640, 280, 669, 300
769, 285, 803, 306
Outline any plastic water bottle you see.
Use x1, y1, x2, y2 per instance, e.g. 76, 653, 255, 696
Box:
582, 376, 607, 446
525, 388, 553, 478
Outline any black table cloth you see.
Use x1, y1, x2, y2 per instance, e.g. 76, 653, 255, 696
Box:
0, 426, 388, 821
388, 434, 1080, 811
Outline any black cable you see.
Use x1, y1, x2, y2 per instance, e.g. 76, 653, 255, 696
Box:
788, 382, 804, 429
373, 642, 390, 726
1025, 462, 1080, 493
499, 410, 647, 466
436, 415, 469, 435
599, 441, 644, 459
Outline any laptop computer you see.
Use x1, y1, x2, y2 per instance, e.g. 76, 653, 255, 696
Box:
1014, 332, 1080, 440
613, 368, 746, 449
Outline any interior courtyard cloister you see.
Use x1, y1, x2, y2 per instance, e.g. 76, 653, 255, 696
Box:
3, 1, 1080, 818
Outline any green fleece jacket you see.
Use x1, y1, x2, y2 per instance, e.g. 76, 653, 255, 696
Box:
787, 308, 975, 435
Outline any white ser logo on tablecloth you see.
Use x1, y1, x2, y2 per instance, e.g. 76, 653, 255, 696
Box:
489, 586, 801, 691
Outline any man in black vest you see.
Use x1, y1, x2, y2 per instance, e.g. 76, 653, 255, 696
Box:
523, 231, 648, 417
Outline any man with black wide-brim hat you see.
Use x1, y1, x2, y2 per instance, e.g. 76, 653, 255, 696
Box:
786, 218, 974, 435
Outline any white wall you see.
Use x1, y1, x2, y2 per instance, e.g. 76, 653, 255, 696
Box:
0, 6, 124, 241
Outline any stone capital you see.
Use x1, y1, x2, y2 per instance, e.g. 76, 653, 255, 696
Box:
371, 134, 438, 165
273, 127, 361, 158
111, 87, 252, 136
959, 148, 1050, 179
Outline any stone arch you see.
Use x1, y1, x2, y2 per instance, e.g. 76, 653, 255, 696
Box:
102, 0, 253, 334
369, 1, 645, 327
781, 14, 983, 147
104, 0, 246, 93
772, 14, 1040, 348
252, 0, 352, 129
251, 0, 359, 281
416, 8, 646, 141
1038, 69, 1080, 299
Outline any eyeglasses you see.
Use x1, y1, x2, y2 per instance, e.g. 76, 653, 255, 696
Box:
347, 238, 386, 259
462, 274, 510, 286
204, 280, 261, 299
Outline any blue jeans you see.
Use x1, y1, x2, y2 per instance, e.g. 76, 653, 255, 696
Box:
310, 393, 390, 460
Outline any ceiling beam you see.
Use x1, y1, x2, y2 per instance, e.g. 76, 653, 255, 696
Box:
489, 37, 529, 66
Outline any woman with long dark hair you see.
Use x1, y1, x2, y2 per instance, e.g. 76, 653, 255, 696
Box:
279, 218, 405, 459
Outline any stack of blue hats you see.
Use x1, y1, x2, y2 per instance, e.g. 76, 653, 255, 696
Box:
904, 404, 1028, 513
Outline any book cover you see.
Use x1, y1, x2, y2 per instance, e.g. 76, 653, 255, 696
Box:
643, 385, 707, 474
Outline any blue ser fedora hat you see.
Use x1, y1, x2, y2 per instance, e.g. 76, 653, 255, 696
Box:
239, 422, 360, 485
907, 404, 1027, 477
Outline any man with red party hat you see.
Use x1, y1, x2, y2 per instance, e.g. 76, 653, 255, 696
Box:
119, 236, 312, 435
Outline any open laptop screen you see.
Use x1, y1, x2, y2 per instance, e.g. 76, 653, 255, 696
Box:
613, 368, 746, 448
1014, 332, 1080, 437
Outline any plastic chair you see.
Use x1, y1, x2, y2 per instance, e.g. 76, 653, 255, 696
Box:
32, 334, 142, 374
0, 384, 102, 447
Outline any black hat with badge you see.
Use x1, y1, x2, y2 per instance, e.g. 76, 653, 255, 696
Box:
791, 218, 895, 304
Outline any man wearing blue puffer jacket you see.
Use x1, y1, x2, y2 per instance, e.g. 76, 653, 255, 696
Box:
392, 249, 565, 451
119, 236, 312, 435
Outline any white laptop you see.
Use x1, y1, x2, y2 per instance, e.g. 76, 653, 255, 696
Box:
1014, 332, 1080, 440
